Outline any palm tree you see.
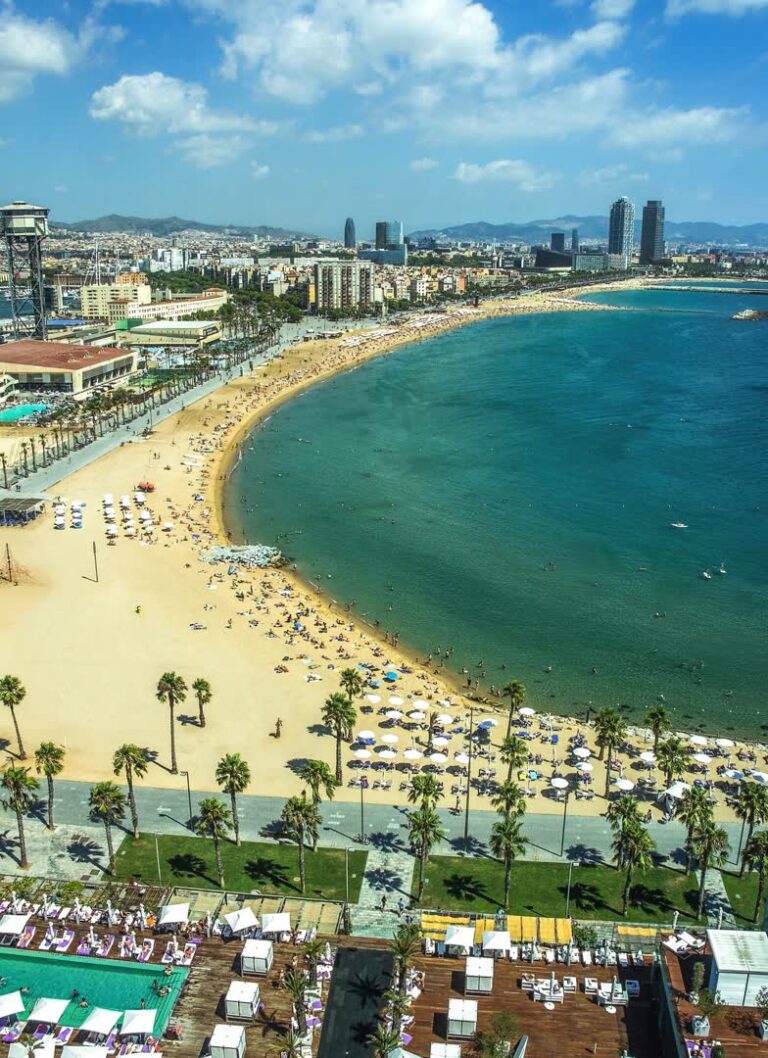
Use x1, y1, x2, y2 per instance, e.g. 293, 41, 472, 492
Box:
89, 781, 127, 874
408, 804, 446, 901
215, 754, 251, 846
390, 922, 421, 996
194, 797, 231, 887
645, 704, 672, 754
407, 773, 443, 810
735, 784, 768, 875
281, 793, 320, 894
279, 1031, 303, 1058
339, 667, 363, 705
34, 742, 64, 831
283, 967, 308, 1036
321, 692, 357, 784
502, 680, 526, 739
656, 735, 690, 789
113, 744, 149, 840
298, 760, 337, 848
499, 734, 529, 783
0, 765, 39, 869
367, 1023, 401, 1058
489, 815, 527, 909
677, 785, 713, 875
742, 830, 768, 923
691, 819, 730, 920
594, 706, 627, 796
612, 818, 655, 916
382, 988, 412, 1035
191, 678, 212, 728
0, 675, 27, 759
156, 672, 187, 774
302, 936, 325, 987
605, 795, 644, 867
491, 780, 526, 822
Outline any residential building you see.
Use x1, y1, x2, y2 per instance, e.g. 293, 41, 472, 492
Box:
106, 289, 229, 323
410, 277, 428, 301
608, 196, 635, 266
640, 200, 665, 263
314, 262, 376, 312
344, 217, 356, 249
0, 340, 137, 395
375, 220, 403, 250
80, 282, 152, 319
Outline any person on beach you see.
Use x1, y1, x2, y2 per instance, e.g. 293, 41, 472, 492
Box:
275, 717, 283, 738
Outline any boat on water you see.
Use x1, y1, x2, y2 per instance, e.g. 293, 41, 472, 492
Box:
718, 563, 727, 574
701, 569, 713, 580
511, 1037, 529, 1058
670, 521, 688, 529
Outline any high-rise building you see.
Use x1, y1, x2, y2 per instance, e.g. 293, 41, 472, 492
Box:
375, 220, 403, 250
314, 262, 376, 312
608, 197, 635, 264
640, 200, 665, 264
551, 232, 566, 252
571, 228, 579, 253
344, 217, 356, 249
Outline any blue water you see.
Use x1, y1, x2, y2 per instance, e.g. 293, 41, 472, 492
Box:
0, 403, 50, 422
224, 289, 768, 737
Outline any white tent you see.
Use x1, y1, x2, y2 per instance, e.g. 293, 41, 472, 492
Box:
0, 913, 30, 936
707, 930, 768, 1006
482, 930, 512, 954
261, 912, 290, 935
444, 925, 474, 954
0, 991, 25, 1018
659, 781, 691, 800
465, 956, 494, 994
241, 939, 273, 976
119, 1010, 157, 1036
80, 1008, 121, 1036
447, 998, 478, 1038
10, 1041, 54, 1058
224, 908, 258, 935
210, 1024, 245, 1058
158, 902, 190, 928
29, 997, 69, 1023
225, 981, 259, 1020
62, 1049, 109, 1058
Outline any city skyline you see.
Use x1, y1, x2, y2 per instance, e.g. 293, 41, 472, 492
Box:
0, 0, 766, 234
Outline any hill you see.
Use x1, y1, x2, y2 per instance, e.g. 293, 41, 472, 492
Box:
51, 214, 314, 238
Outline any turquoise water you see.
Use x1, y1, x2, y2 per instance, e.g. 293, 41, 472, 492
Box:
0, 948, 187, 1029
0, 403, 50, 423
224, 289, 768, 738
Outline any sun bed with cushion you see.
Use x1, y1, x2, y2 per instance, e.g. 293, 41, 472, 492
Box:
55, 929, 74, 953
17, 926, 36, 949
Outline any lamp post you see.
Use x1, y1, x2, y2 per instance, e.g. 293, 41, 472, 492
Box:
180, 770, 193, 824
358, 781, 367, 844
551, 778, 570, 857
565, 859, 574, 918
463, 706, 475, 854
154, 832, 162, 883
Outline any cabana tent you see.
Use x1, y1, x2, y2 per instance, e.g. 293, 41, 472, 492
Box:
157, 903, 190, 929
447, 999, 478, 1038
707, 930, 768, 1006
29, 997, 69, 1023
261, 912, 290, 935
225, 981, 260, 1020
241, 939, 273, 976
224, 908, 258, 935
482, 930, 512, 955
80, 1009, 121, 1036
0, 913, 30, 938
210, 1024, 245, 1058
444, 925, 474, 956
119, 1010, 157, 1036
465, 956, 494, 994
0, 991, 25, 1018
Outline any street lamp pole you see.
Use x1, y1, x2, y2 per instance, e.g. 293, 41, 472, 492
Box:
154, 832, 162, 884
565, 859, 574, 918
358, 781, 367, 844
181, 770, 193, 824
464, 706, 475, 853
560, 788, 570, 858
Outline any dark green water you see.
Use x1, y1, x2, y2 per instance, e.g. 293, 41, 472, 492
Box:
224, 289, 768, 737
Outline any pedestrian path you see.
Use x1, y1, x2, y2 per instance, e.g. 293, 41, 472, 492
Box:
352, 847, 416, 938
700, 868, 736, 928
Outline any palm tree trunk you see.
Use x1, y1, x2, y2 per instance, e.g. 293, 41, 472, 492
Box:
299, 836, 306, 894
605, 747, 612, 798
198, 696, 206, 727
653, 729, 660, 754
697, 857, 708, 919
16, 809, 28, 869
104, 821, 115, 873
46, 775, 55, 830
754, 874, 765, 924
685, 831, 694, 875
418, 847, 426, 900
169, 701, 178, 774
230, 791, 240, 846
506, 702, 513, 740
10, 706, 25, 759
127, 773, 139, 840
504, 858, 511, 909
335, 734, 342, 784
623, 864, 633, 915
214, 835, 224, 887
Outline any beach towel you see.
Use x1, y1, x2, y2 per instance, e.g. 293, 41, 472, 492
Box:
76, 939, 93, 956
1, 1023, 25, 1043
18, 926, 36, 949
56, 929, 74, 953
137, 939, 155, 963
97, 934, 115, 957
54, 1027, 74, 1045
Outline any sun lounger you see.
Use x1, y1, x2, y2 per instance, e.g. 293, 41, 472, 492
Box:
137, 939, 155, 963
56, 929, 74, 953
584, 977, 598, 995
678, 931, 705, 952
54, 1027, 74, 1045
581, 950, 592, 966
423, 937, 435, 955
120, 936, 136, 959
58, 907, 72, 921
618, 952, 630, 968
2, 1023, 26, 1043
663, 936, 688, 956
18, 926, 36, 949
39, 931, 58, 951
77, 938, 93, 956
180, 943, 197, 966
97, 933, 115, 957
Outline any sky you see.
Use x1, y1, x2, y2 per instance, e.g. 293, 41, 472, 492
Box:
0, 0, 767, 237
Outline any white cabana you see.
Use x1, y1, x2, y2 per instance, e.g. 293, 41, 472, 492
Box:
482, 930, 512, 955
0, 913, 30, 936
465, 956, 494, 994
210, 1023, 246, 1058
0, 991, 25, 1018
261, 912, 290, 935
119, 1010, 157, 1036
241, 939, 274, 976
444, 925, 474, 955
63, 1048, 109, 1058
225, 981, 260, 1021
707, 930, 768, 1006
224, 908, 258, 935
447, 998, 478, 1038
11, 1041, 54, 1058
80, 1008, 121, 1036
429, 1046, 462, 1058
659, 781, 691, 801
29, 997, 69, 1023
157, 902, 190, 928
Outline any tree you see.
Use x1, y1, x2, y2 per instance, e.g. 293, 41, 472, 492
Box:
742, 830, 768, 922
499, 735, 528, 784
735, 783, 768, 875
594, 707, 627, 796
191, 677, 212, 728
612, 818, 655, 915
321, 692, 357, 784
367, 1024, 401, 1058
339, 667, 363, 705
691, 819, 730, 919
408, 804, 446, 901
0, 765, 39, 869
34, 742, 64, 831
656, 735, 690, 789
282, 967, 308, 1036
389, 922, 421, 997
299, 759, 338, 806
606, 795, 644, 867
156, 672, 187, 775
473, 1011, 520, 1058
382, 988, 411, 1035
0, 675, 27, 759
502, 681, 526, 739
302, 936, 325, 988
491, 780, 526, 822
281, 793, 320, 894
677, 786, 714, 875
112, 744, 148, 840
194, 797, 231, 887
215, 753, 251, 846
645, 704, 672, 754
489, 815, 527, 909
407, 773, 443, 810
89, 781, 127, 874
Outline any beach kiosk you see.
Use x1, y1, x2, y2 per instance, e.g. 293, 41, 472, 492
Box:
225, 981, 260, 1021
707, 929, 768, 1006
210, 1024, 246, 1058
241, 938, 274, 976
444, 925, 474, 956
465, 956, 494, 995
447, 999, 478, 1039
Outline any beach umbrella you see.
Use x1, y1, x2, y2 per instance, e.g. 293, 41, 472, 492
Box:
411, 699, 428, 708
408, 710, 426, 721
616, 778, 635, 792
106, 526, 118, 537
404, 748, 423, 760
0, 992, 25, 1018
573, 747, 591, 759
80, 1009, 121, 1036
377, 749, 397, 760
690, 735, 708, 747
103, 494, 113, 504
385, 709, 403, 720
162, 522, 174, 532
385, 671, 399, 682
432, 736, 450, 748
693, 753, 713, 766
576, 761, 594, 773
429, 752, 448, 763
357, 730, 375, 742
435, 714, 454, 725
30, 997, 69, 1024
750, 772, 768, 786
716, 738, 735, 749
551, 777, 569, 791
724, 768, 743, 780
640, 751, 656, 765
388, 696, 404, 706
104, 507, 116, 519
354, 749, 371, 760
478, 717, 498, 727
519, 707, 536, 718
125, 527, 136, 536
381, 733, 399, 744
455, 753, 470, 765
54, 504, 66, 514
365, 694, 381, 704
119, 1010, 156, 1037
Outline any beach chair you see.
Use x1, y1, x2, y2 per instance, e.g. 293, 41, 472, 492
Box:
56, 929, 74, 953
618, 952, 630, 968
161, 941, 176, 963
581, 949, 592, 966
18, 926, 36, 949
137, 939, 155, 963
39, 930, 58, 951
77, 938, 93, 956
96, 933, 115, 957
181, 943, 197, 965
2, 1023, 26, 1043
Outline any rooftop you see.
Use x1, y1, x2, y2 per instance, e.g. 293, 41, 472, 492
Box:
0, 340, 131, 370
708, 929, 768, 973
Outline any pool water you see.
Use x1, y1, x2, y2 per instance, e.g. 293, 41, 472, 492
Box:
0, 403, 50, 423
0, 948, 187, 1030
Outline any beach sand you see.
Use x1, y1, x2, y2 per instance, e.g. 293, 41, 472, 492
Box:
0, 279, 756, 821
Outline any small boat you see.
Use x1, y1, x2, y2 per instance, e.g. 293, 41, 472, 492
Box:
670, 522, 688, 529
701, 569, 712, 580
718, 563, 727, 574
511, 1038, 529, 1058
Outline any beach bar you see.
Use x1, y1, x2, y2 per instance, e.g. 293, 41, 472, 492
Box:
241, 939, 273, 976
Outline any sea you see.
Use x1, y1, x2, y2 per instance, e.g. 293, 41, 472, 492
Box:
225, 284, 768, 738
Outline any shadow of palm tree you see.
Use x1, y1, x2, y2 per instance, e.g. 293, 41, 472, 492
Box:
167, 852, 217, 886
66, 835, 102, 867
368, 831, 407, 853
244, 856, 293, 891
447, 834, 487, 857
0, 831, 21, 866
566, 843, 604, 865
444, 872, 490, 904
557, 880, 602, 914
285, 758, 311, 777
364, 866, 404, 895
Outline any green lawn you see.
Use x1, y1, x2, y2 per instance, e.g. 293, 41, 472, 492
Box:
721, 870, 764, 927
113, 833, 366, 902
415, 856, 704, 924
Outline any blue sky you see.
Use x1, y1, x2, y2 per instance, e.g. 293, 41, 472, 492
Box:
0, 0, 766, 236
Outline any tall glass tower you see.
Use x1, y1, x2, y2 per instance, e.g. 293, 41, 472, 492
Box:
640, 200, 665, 263
608, 196, 635, 261
344, 217, 356, 249
375, 220, 403, 249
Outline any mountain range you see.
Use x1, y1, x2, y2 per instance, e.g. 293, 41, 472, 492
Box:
408, 215, 768, 248
51, 214, 313, 239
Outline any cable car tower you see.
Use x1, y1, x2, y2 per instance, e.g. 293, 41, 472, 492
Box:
0, 200, 50, 340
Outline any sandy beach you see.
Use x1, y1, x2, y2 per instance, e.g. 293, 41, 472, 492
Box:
0, 277, 759, 822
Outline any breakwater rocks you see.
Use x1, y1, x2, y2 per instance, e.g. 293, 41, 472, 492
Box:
201, 544, 285, 569
732, 309, 768, 321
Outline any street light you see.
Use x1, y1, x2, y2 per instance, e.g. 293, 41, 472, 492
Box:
358, 781, 367, 844
180, 770, 193, 824
551, 777, 569, 857
463, 706, 475, 854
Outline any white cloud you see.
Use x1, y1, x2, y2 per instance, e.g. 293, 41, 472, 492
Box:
667, 0, 768, 14
0, 10, 77, 101
493, 20, 626, 91
305, 123, 363, 142
579, 163, 648, 186
251, 161, 270, 179
610, 104, 748, 146
454, 159, 559, 191
410, 157, 439, 172
592, 0, 636, 17
174, 134, 249, 168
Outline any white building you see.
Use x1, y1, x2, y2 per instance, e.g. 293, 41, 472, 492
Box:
81, 283, 152, 319
707, 930, 768, 1006
314, 262, 375, 312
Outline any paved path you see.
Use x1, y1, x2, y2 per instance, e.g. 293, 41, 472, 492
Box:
352, 846, 416, 939
700, 868, 736, 928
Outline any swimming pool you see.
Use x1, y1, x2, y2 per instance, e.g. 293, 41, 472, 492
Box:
0, 948, 187, 1030
0, 403, 50, 423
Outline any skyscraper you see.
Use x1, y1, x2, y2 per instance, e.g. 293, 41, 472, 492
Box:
571, 228, 579, 253
375, 220, 403, 250
640, 200, 665, 264
550, 232, 565, 252
608, 196, 635, 263
344, 217, 356, 249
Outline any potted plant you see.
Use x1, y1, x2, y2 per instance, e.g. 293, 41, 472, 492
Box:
691, 989, 724, 1037
755, 984, 768, 1040
689, 960, 705, 1005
